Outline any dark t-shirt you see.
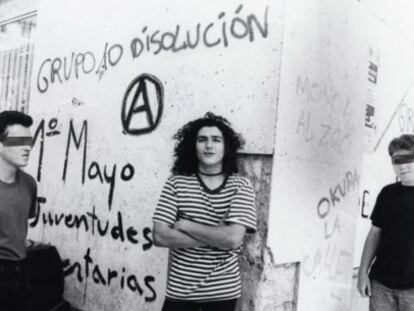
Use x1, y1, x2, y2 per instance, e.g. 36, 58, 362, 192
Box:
370, 182, 414, 289
0, 169, 36, 261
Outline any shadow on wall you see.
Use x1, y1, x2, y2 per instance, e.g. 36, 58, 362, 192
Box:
237, 154, 271, 311
236, 154, 300, 311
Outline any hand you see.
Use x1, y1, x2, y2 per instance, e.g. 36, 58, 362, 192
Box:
357, 272, 371, 297
218, 208, 231, 226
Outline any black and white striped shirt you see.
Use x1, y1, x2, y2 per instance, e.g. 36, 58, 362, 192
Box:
153, 173, 257, 301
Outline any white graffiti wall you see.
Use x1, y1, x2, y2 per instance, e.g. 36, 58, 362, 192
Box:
267, 1, 366, 311
26, 0, 285, 310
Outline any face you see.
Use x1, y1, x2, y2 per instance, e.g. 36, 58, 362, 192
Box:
196, 126, 225, 171
0, 124, 33, 168
391, 149, 414, 185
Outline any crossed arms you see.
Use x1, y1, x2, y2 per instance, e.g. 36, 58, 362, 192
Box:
153, 219, 247, 249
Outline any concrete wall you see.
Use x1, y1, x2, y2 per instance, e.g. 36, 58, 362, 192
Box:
262, 1, 366, 311
255, 1, 414, 311
25, 0, 285, 310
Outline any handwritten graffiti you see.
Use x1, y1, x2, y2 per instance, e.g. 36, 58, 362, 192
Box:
365, 99, 375, 130
37, 51, 97, 93
368, 60, 378, 85
63, 248, 156, 302
365, 48, 379, 136
96, 43, 124, 79
130, 4, 268, 57
46, 118, 60, 136
62, 119, 88, 184
324, 214, 341, 239
399, 103, 414, 133
296, 109, 352, 150
302, 242, 352, 309
316, 170, 360, 219
30, 197, 153, 249
316, 170, 360, 243
121, 74, 164, 135
33, 118, 136, 209
33, 118, 135, 209
302, 242, 352, 278
33, 118, 65, 181
296, 110, 314, 142
36, 4, 269, 94
360, 190, 370, 218
295, 76, 354, 153
296, 76, 351, 114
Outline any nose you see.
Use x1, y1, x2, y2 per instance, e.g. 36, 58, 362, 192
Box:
205, 139, 213, 149
22, 145, 32, 152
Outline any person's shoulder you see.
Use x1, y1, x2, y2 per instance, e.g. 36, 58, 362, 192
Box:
167, 174, 197, 184
378, 182, 400, 196
19, 169, 35, 183
229, 173, 253, 188
18, 169, 37, 190
381, 182, 399, 191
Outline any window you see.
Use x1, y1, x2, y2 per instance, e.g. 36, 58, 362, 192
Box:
0, 0, 37, 112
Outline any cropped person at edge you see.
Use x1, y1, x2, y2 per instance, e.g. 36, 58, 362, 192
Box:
358, 134, 414, 311
0, 111, 37, 311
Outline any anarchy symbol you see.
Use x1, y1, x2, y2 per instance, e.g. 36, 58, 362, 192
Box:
121, 73, 164, 135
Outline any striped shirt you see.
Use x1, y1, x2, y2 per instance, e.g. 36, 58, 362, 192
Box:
152, 173, 257, 301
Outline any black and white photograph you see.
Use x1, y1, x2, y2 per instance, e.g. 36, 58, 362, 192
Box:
0, 0, 413, 310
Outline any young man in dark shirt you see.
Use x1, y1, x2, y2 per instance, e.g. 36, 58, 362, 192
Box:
358, 134, 414, 311
0, 111, 36, 311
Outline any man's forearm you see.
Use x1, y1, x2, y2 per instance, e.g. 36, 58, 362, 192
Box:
359, 227, 381, 275
153, 223, 206, 248
177, 220, 245, 249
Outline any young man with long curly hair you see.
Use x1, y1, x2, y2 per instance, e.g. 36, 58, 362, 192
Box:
152, 112, 257, 311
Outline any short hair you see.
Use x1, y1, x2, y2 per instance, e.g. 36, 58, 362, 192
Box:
0, 110, 33, 141
172, 112, 244, 175
388, 134, 414, 156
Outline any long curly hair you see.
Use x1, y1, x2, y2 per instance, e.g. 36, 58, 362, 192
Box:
172, 112, 244, 175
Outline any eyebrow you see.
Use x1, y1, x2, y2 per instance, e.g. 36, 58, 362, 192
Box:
196, 135, 223, 139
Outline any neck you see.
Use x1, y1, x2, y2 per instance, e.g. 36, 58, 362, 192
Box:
198, 170, 223, 177
401, 180, 414, 186
0, 158, 17, 183
198, 163, 223, 176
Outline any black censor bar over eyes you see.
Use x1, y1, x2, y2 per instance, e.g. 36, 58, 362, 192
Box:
2, 136, 34, 147
391, 154, 414, 165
